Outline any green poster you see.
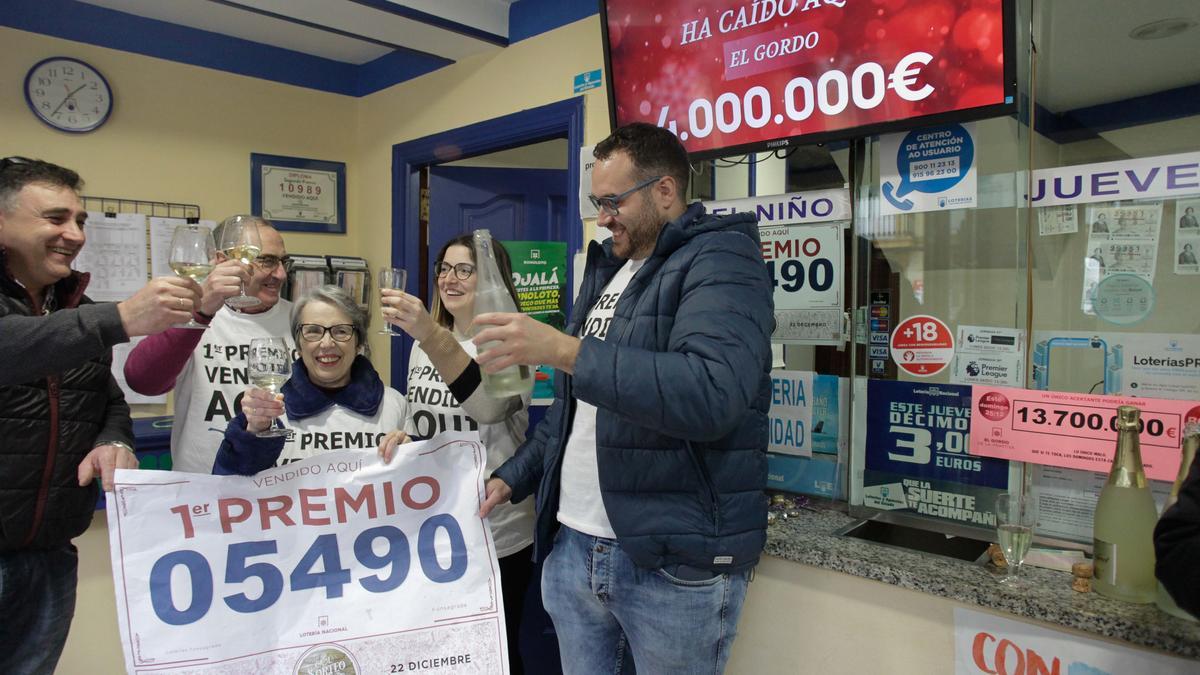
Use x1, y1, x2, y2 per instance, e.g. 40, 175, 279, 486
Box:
506, 241, 568, 402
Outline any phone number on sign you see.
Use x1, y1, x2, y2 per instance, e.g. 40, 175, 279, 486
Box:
655, 51, 935, 143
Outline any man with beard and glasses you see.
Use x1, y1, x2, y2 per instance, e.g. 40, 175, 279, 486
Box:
124, 215, 295, 474
473, 123, 774, 674
0, 156, 201, 673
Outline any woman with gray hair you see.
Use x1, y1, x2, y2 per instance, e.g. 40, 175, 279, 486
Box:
213, 285, 407, 474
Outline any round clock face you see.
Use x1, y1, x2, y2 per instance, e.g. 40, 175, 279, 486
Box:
25, 57, 113, 133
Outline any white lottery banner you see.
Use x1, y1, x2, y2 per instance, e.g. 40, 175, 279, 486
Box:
760, 222, 845, 344
107, 432, 507, 674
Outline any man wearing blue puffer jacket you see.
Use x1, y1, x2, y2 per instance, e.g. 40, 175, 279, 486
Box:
474, 122, 773, 675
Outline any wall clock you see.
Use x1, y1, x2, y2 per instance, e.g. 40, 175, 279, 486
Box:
25, 57, 113, 133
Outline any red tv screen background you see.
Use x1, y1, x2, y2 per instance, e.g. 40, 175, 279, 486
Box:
602, 0, 1014, 158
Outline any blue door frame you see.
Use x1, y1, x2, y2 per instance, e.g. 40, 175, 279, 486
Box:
388, 96, 586, 386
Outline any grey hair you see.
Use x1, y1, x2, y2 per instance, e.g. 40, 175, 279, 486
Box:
212, 214, 274, 245
291, 285, 371, 359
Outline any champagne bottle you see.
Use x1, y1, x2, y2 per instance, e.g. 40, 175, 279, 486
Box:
471, 229, 533, 397
1154, 422, 1199, 620
1092, 405, 1159, 604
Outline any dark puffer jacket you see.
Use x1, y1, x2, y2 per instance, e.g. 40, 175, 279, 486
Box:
495, 203, 774, 575
0, 255, 132, 551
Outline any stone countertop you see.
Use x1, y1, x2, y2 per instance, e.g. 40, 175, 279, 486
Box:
765, 505, 1200, 660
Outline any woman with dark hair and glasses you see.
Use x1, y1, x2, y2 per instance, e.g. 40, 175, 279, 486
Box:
212, 285, 407, 475
380, 233, 540, 674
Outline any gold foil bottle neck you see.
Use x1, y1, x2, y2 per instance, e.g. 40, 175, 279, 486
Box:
1108, 405, 1148, 489
1116, 405, 1140, 428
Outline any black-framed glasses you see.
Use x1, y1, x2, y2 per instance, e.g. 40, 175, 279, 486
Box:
253, 254, 290, 271
436, 262, 475, 280
588, 175, 663, 217
298, 323, 356, 343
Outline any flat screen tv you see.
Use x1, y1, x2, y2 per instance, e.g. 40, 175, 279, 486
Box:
600, 0, 1016, 160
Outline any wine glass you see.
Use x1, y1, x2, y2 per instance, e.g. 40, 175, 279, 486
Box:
995, 492, 1037, 584
247, 337, 291, 438
218, 215, 262, 309
377, 267, 408, 335
168, 223, 216, 329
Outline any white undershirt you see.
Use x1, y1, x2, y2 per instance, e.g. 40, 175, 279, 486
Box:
556, 257, 644, 538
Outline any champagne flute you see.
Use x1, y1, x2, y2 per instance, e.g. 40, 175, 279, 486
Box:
218, 215, 262, 309
995, 492, 1036, 584
247, 337, 291, 438
168, 223, 216, 329
377, 267, 408, 335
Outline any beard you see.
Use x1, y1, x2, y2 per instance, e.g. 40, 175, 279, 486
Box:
617, 197, 663, 259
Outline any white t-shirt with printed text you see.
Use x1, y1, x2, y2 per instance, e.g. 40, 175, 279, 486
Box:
557, 257, 644, 538
271, 388, 407, 465
171, 301, 294, 473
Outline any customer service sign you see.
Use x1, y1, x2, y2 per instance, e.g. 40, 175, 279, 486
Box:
106, 432, 507, 674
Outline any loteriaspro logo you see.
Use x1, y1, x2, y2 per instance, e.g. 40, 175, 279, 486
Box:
970, 631, 1109, 675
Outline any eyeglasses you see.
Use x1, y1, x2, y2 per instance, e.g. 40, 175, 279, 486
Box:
298, 323, 356, 343
588, 175, 663, 217
436, 262, 475, 280
253, 255, 290, 271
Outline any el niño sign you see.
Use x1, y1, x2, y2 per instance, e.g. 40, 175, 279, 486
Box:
602, 0, 1012, 157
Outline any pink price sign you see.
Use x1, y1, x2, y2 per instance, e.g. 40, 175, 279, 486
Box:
969, 386, 1200, 482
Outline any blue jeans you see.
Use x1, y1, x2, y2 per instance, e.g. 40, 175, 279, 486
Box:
541, 526, 748, 675
0, 544, 79, 675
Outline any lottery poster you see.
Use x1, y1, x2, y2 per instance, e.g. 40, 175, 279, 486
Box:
863, 380, 1009, 528
107, 432, 508, 674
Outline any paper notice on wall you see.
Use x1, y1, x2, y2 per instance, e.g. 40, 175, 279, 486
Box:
1081, 203, 1162, 315
1083, 203, 1162, 279
72, 212, 148, 301
1037, 204, 1077, 236
1031, 464, 1169, 543
579, 144, 597, 220
149, 217, 218, 279
952, 325, 1025, 387
1174, 197, 1200, 275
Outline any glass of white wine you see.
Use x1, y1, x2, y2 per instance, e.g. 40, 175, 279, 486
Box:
168, 223, 216, 329
995, 492, 1036, 584
377, 267, 408, 335
218, 215, 262, 309
247, 337, 291, 438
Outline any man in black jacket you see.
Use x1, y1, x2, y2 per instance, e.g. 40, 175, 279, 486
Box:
0, 156, 201, 673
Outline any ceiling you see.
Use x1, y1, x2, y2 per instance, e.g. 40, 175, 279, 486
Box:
4, 0, 594, 96
6, 0, 1198, 147
1036, 0, 1200, 112
77, 0, 513, 66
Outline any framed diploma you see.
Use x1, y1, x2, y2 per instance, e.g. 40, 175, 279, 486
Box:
251, 153, 346, 233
